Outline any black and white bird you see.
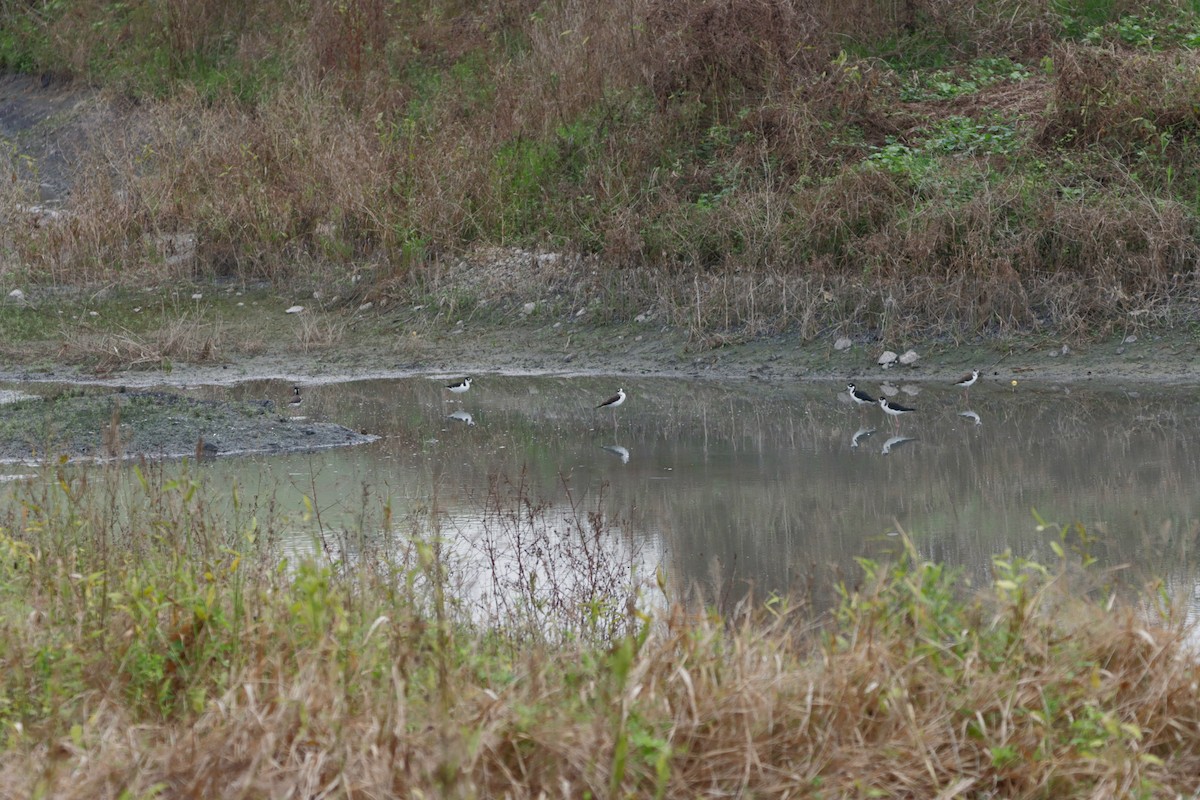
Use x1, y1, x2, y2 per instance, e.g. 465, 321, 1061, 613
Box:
953, 369, 980, 398
879, 396, 915, 428
288, 386, 303, 407
446, 377, 472, 395
596, 388, 626, 410
847, 382, 876, 405
847, 383, 876, 417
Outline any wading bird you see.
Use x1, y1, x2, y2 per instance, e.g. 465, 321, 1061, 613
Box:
596, 388, 626, 411
953, 369, 979, 400
847, 383, 876, 419
879, 396, 915, 430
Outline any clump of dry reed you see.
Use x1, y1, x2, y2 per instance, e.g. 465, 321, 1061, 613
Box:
56, 312, 225, 372
0, 464, 1198, 798
1047, 43, 1200, 147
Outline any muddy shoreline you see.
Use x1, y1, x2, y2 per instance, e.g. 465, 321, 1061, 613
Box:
1, 318, 1197, 463
0, 387, 376, 464
3, 320, 1198, 390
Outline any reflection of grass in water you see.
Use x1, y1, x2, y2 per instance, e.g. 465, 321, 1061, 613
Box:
251, 376, 1200, 607
601, 381, 1200, 602
1, 462, 1198, 795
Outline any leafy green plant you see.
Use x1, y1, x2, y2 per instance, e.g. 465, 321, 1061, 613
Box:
867, 116, 1022, 183
1062, 6, 1200, 49
0, 14, 41, 73
1098, 14, 1200, 48
926, 116, 1022, 156
1091, 15, 1160, 47
866, 140, 931, 177
899, 57, 1032, 101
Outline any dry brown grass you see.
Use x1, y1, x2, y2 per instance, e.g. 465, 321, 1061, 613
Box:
1, 536, 1198, 798
2, 461, 1200, 798
4, 0, 1200, 342
1047, 43, 1200, 147
3, 83, 409, 284
291, 309, 349, 352
615, 158, 1199, 341
56, 313, 224, 372
644, 0, 833, 108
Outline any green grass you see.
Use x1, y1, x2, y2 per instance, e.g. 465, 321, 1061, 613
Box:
0, 305, 61, 342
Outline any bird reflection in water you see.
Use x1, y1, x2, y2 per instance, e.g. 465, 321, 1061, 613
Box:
881, 435, 916, 455
447, 410, 476, 427
601, 444, 631, 464
850, 427, 876, 448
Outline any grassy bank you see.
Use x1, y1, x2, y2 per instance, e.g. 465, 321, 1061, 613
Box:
2, 1, 1200, 341
0, 463, 1197, 797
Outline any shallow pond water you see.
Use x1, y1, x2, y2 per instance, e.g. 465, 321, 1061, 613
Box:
4, 374, 1200, 613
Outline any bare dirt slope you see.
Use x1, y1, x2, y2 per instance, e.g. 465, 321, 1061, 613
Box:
0, 72, 111, 204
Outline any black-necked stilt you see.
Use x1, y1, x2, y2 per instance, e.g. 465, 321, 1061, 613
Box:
847, 383, 875, 418
447, 410, 476, 426
847, 383, 876, 407
597, 388, 626, 410
953, 369, 979, 399
879, 396, 914, 429
446, 377, 472, 395
288, 386, 303, 407
597, 388, 626, 430
958, 410, 982, 426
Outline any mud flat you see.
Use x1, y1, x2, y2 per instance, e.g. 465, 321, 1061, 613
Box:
0, 389, 375, 463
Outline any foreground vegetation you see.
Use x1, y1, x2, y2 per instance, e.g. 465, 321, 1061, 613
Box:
0, 463, 1197, 797
2, 0, 1200, 341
